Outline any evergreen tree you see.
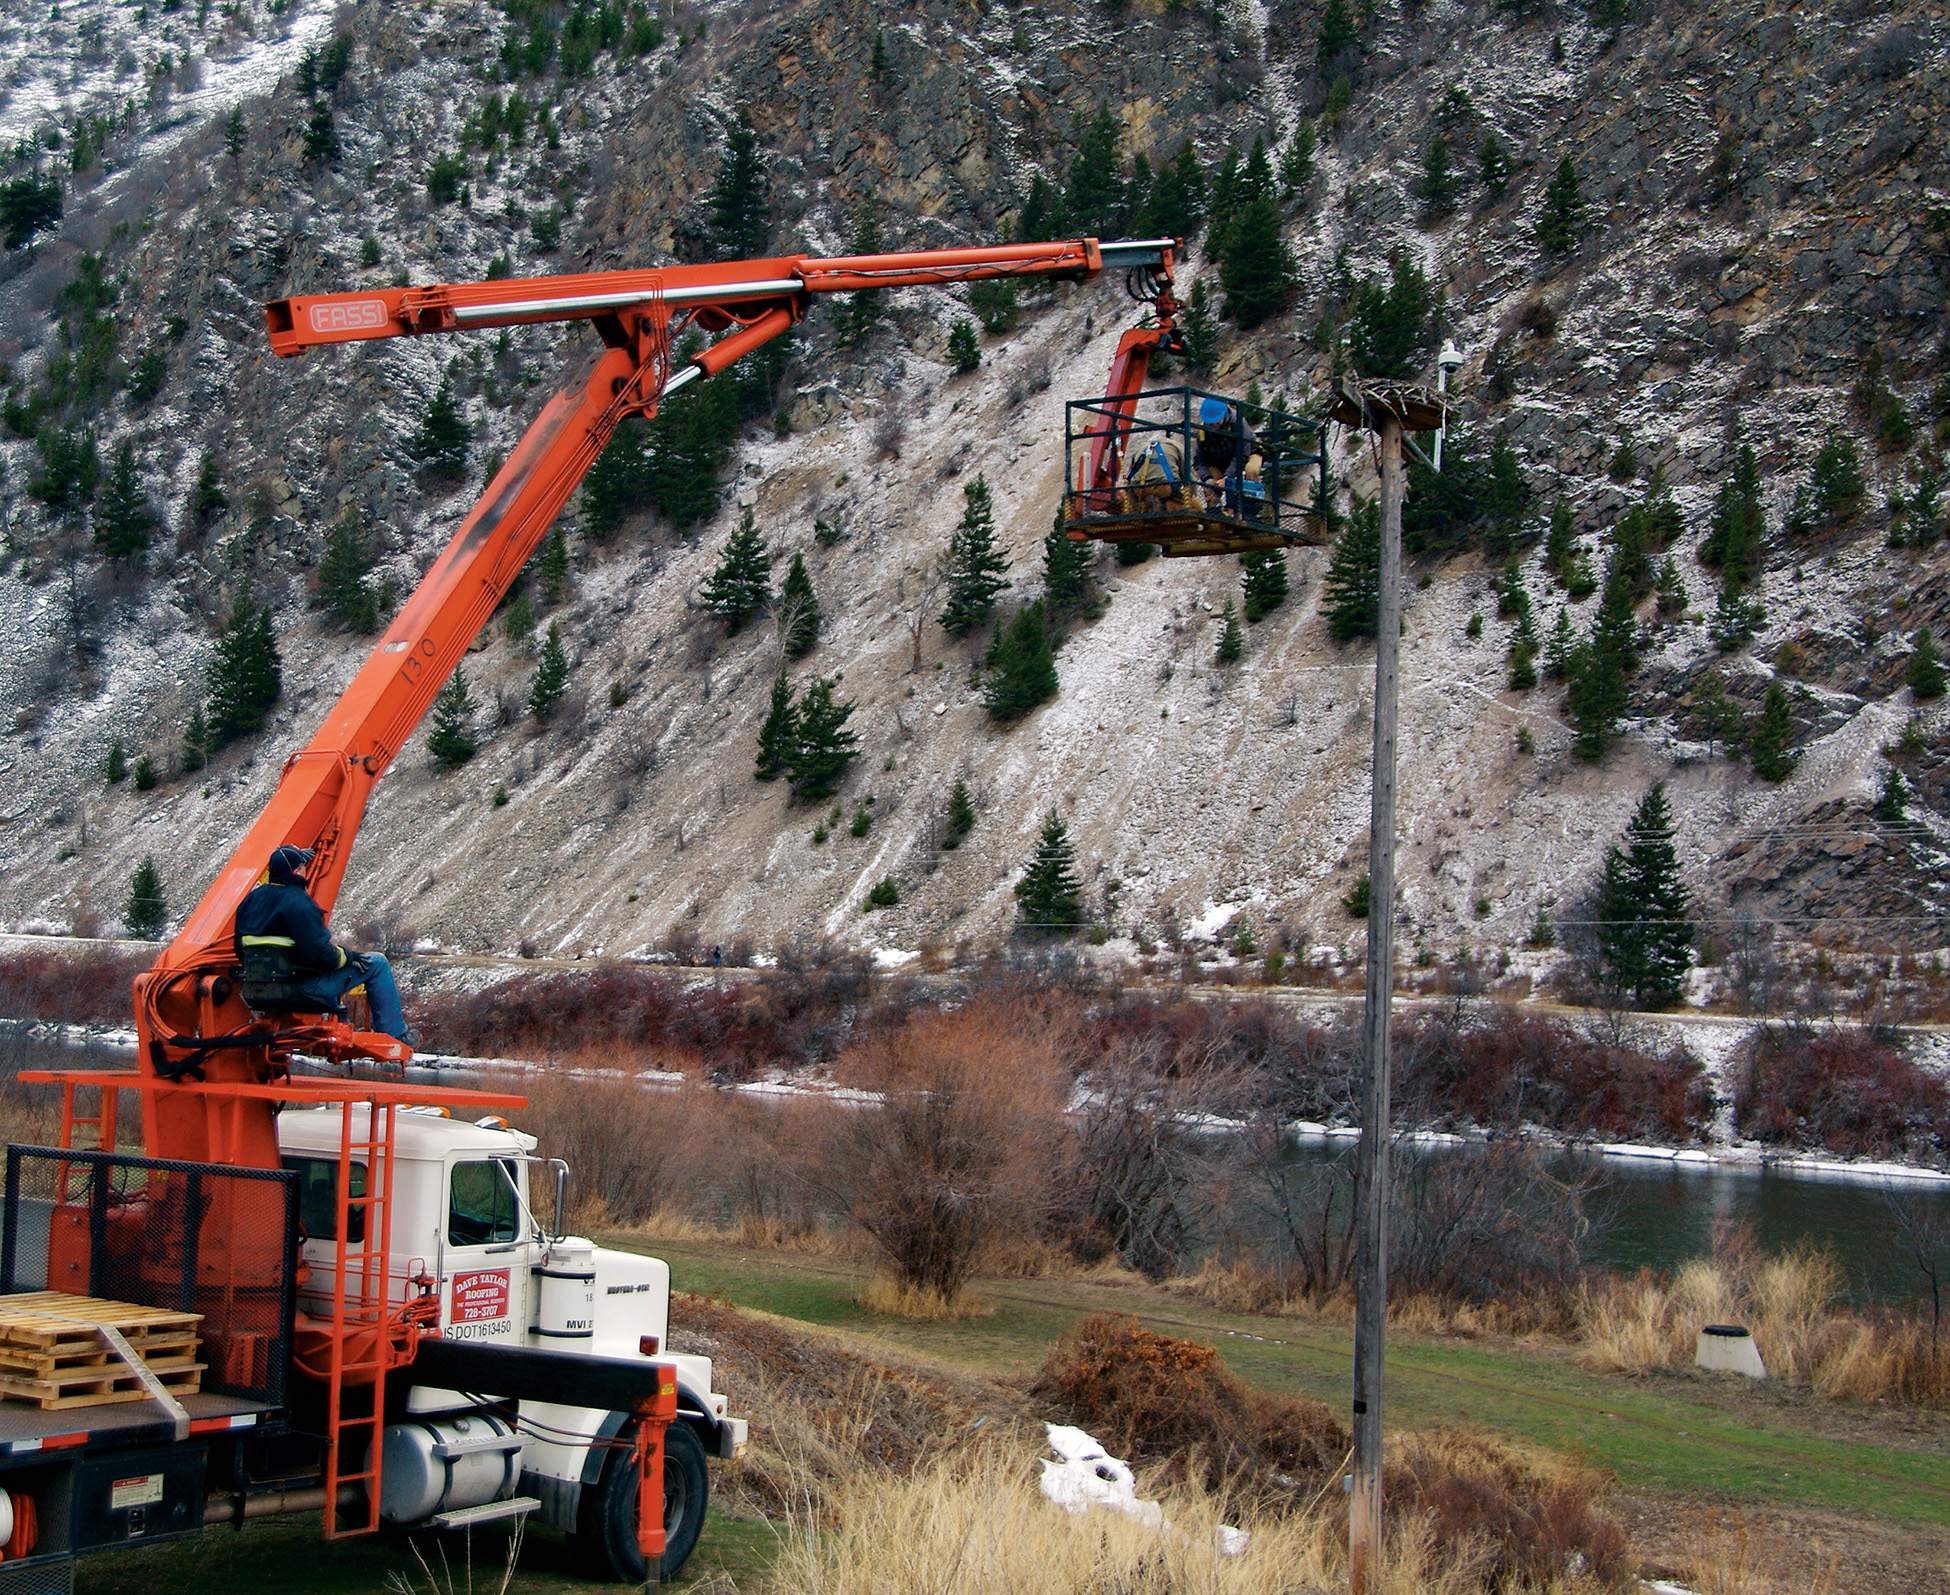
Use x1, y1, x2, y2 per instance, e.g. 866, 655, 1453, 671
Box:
1653, 554, 1686, 617
1544, 606, 1575, 679
1240, 548, 1289, 621
428, 668, 478, 769
1479, 134, 1510, 198
943, 778, 975, 848
1182, 278, 1219, 370
1214, 597, 1243, 663
1219, 188, 1293, 328
1206, 145, 1241, 249
1280, 120, 1316, 193
91, 440, 151, 559
1545, 498, 1577, 584
947, 318, 980, 374
105, 736, 127, 784
701, 507, 772, 632
224, 105, 247, 161
125, 855, 168, 941
779, 550, 819, 658
1907, 627, 1947, 700
1875, 766, 1908, 824
1700, 443, 1764, 575
1323, 494, 1381, 641
754, 669, 798, 780
784, 675, 858, 800
1691, 668, 1743, 758
318, 512, 378, 632
31, 428, 99, 515
1015, 810, 1083, 938
985, 601, 1059, 722
582, 417, 654, 538
1509, 606, 1540, 689
1484, 431, 1534, 551
1595, 782, 1693, 1009
538, 524, 570, 605
1066, 103, 1125, 238
1420, 133, 1460, 218
528, 622, 569, 721
1316, 0, 1359, 71
939, 476, 1010, 635
1043, 511, 1090, 612
1568, 559, 1635, 760
302, 102, 339, 166
870, 28, 889, 78
1536, 157, 1586, 254
707, 110, 768, 261
834, 203, 883, 348
1806, 437, 1864, 526
409, 380, 471, 479
1346, 249, 1436, 379
1015, 173, 1066, 243
179, 705, 208, 772
207, 598, 283, 745
1749, 680, 1796, 781
193, 451, 226, 523
1149, 141, 1206, 239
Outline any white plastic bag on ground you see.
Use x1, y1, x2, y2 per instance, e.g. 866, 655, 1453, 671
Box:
1038, 1424, 1250, 1554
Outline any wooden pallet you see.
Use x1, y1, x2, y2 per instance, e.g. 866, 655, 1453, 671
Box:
0, 1293, 204, 1410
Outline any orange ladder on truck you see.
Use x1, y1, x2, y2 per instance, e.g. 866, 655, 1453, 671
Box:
322, 1097, 399, 1538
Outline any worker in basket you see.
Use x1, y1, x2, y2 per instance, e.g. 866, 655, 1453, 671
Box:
1193, 396, 1266, 519
234, 844, 414, 1042
1123, 427, 1188, 514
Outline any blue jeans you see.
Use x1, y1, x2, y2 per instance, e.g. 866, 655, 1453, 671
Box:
296, 953, 406, 1040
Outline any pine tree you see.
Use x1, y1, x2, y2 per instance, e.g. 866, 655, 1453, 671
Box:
985, 602, 1059, 723
939, 476, 1010, 635
1701, 443, 1763, 575
31, 428, 99, 516
1346, 249, 1436, 378
947, 318, 980, 374
779, 550, 820, 658
1420, 133, 1460, 218
125, 856, 168, 941
409, 379, 471, 479
428, 669, 478, 769
784, 675, 858, 800
224, 105, 247, 161
1749, 680, 1796, 781
179, 705, 208, 773
1043, 512, 1091, 612
1544, 607, 1575, 679
1280, 120, 1316, 193
1149, 141, 1206, 239
1124, 151, 1154, 234
1806, 438, 1864, 526
1066, 103, 1126, 238
1240, 548, 1289, 621
1016, 811, 1083, 938
582, 417, 654, 538
1479, 134, 1510, 198
1907, 627, 1947, 700
1316, 0, 1359, 71
193, 451, 226, 523
1015, 173, 1066, 243
1219, 188, 1294, 329
1182, 278, 1218, 370
1545, 497, 1577, 584
91, 440, 152, 558
1509, 606, 1540, 689
1595, 783, 1693, 1009
1875, 766, 1908, 823
105, 736, 128, 784
707, 110, 768, 261
207, 598, 283, 745
528, 622, 569, 721
834, 203, 883, 348
754, 669, 798, 780
1206, 145, 1241, 250
302, 102, 339, 166
1214, 597, 1243, 663
318, 512, 377, 632
1323, 494, 1381, 641
943, 778, 975, 848
1568, 559, 1636, 760
1537, 157, 1586, 254
538, 524, 570, 605
701, 507, 772, 631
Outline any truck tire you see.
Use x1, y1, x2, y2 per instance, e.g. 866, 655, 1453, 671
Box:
571, 1418, 709, 1582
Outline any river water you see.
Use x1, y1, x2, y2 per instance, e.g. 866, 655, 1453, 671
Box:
7, 1030, 1946, 1305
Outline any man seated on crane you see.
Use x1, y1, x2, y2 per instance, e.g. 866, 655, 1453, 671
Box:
234, 844, 413, 1043
1193, 396, 1265, 515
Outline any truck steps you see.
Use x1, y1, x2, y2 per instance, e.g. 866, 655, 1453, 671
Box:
429, 1496, 540, 1531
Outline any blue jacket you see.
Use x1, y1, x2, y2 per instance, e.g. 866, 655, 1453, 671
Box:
234, 868, 345, 974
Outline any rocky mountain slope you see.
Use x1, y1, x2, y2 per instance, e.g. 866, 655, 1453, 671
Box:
0, 0, 1944, 984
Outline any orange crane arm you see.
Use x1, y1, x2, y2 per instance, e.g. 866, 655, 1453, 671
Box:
132, 235, 1176, 1169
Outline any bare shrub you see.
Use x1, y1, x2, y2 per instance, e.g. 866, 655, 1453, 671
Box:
816, 995, 1073, 1302
1390, 1144, 1601, 1310
0, 946, 150, 1024
519, 1071, 705, 1227
1733, 1023, 1949, 1159
870, 406, 904, 459
1517, 298, 1559, 339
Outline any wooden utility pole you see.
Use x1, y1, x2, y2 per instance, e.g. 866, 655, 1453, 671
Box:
1348, 409, 1402, 1593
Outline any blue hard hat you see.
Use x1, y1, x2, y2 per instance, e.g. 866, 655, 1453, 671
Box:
1198, 397, 1230, 425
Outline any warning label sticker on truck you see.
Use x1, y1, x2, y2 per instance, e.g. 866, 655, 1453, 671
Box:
452, 1269, 511, 1323
110, 1474, 164, 1511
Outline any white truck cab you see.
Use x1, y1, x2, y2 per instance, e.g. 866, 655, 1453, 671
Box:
276, 1104, 742, 1578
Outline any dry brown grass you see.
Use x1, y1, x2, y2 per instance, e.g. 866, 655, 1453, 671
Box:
1575, 1238, 1948, 1406
1680, 1511, 1841, 1595
1170, 1257, 1575, 1339
856, 1276, 991, 1320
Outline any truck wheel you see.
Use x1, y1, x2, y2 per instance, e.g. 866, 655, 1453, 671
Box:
572, 1418, 709, 1583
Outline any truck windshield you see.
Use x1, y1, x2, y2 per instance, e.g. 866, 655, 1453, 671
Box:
281, 1156, 367, 1244
448, 1159, 521, 1246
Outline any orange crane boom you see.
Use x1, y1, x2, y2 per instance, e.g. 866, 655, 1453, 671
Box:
121, 236, 1176, 1170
